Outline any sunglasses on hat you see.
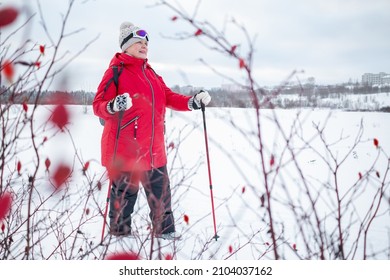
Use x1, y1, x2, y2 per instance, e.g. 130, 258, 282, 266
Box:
121, 30, 149, 49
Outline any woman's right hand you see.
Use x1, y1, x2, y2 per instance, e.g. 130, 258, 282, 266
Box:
112, 92, 133, 112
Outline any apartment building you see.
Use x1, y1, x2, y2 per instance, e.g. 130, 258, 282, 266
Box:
361, 72, 390, 85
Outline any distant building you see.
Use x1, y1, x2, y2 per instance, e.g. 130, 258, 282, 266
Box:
382, 75, 390, 85
306, 77, 316, 85
177, 85, 203, 94
361, 72, 389, 85
221, 83, 245, 92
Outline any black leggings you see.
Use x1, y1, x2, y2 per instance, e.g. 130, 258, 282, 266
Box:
109, 165, 175, 234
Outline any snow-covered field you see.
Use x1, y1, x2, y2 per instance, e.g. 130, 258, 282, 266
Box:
2, 104, 390, 260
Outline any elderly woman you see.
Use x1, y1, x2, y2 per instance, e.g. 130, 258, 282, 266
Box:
93, 22, 211, 240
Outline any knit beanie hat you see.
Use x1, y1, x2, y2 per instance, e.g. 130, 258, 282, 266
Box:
119, 22, 148, 52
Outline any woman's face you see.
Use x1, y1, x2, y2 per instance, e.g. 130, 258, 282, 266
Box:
125, 40, 148, 60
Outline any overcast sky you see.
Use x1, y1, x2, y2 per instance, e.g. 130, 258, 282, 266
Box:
3, 0, 390, 91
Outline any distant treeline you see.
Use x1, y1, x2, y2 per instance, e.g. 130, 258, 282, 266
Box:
1, 84, 389, 110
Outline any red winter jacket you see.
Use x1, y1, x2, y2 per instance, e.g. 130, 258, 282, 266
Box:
93, 53, 191, 173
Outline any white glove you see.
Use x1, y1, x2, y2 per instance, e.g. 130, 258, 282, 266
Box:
195, 90, 211, 106
190, 90, 211, 110
112, 92, 132, 112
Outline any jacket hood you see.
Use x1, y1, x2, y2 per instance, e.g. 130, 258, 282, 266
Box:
109, 52, 150, 68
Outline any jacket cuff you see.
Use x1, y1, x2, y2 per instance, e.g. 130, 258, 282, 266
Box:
188, 96, 201, 110
106, 100, 115, 115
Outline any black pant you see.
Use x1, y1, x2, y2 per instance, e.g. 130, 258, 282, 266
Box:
109, 165, 175, 235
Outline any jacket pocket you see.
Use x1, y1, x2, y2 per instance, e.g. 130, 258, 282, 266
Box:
121, 116, 139, 139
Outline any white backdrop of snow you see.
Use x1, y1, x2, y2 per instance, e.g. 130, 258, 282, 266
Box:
6, 103, 390, 260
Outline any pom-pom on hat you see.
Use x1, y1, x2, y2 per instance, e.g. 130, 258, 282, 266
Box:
119, 22, 149, 52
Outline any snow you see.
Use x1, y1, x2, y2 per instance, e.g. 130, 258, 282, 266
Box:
2, 103, 389, 260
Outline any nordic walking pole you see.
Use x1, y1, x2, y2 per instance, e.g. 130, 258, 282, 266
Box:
101, 179, 112, 244
100, 110, 124, 244
201, 102, 219, 241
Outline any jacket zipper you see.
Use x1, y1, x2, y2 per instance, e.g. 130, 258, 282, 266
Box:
142, 63, 155, 168
120, 116, 139, 139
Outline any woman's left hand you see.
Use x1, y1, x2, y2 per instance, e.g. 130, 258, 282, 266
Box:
195, 90, 211, 106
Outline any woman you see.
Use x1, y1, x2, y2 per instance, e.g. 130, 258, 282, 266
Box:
93, 22, 211, 240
